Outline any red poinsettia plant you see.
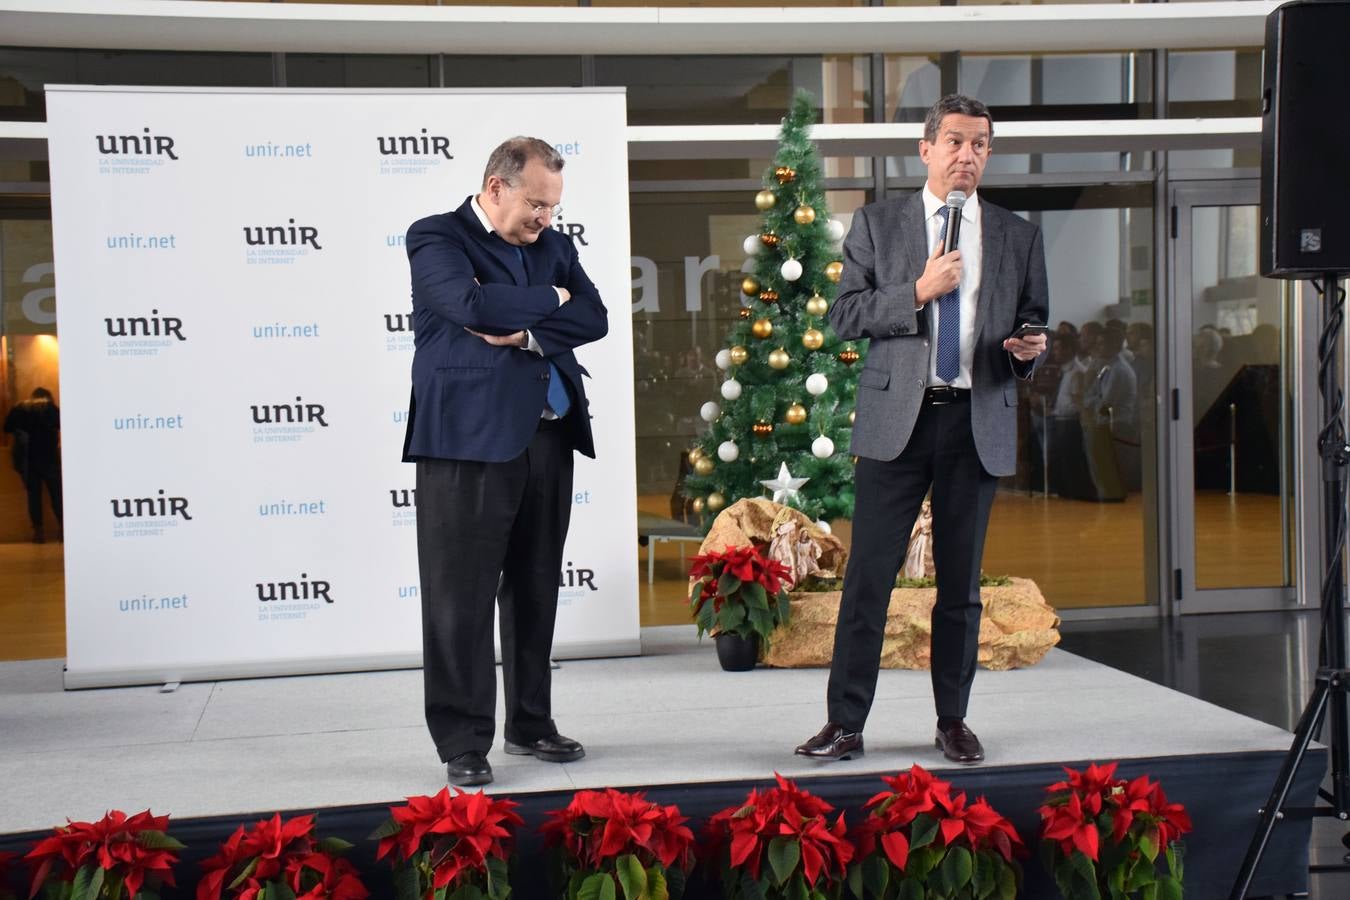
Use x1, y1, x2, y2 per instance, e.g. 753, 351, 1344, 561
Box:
24, 809, 183, 900
541, 788, 695, 900
372, 787, 522, 900
1038, 762, 1192, 900
196, 813, 366, 900
689, 544, 793, 647
850, 765, 1025, 900
704, 774, 853, 900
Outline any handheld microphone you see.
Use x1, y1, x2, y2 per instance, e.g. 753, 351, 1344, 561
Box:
943, 191, 966, 254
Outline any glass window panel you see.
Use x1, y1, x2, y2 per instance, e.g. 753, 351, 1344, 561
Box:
285, 54, 434, 88
595, 56, 869, 126
439, 55, 583, 89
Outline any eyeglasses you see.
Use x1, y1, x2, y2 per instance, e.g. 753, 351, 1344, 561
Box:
525, 200, 563, 220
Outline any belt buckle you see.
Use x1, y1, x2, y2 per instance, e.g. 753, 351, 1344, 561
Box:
928, 386, 956, 406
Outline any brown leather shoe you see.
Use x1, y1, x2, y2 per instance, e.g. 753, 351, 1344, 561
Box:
794, 722, 864, 761
935, 720, 985, 764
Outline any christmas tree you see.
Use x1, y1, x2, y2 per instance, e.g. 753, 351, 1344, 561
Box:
682, 90, 866, 528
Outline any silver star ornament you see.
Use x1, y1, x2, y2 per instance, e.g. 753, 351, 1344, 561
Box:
761, 462, 810, 505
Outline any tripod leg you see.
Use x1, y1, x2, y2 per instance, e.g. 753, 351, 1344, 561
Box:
1229, 675, 1333, 900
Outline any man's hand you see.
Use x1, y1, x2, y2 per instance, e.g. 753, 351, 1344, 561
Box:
465, 327, 527, 348
915, 240, 961, 307
556, 287, 571, 303
1002, 332, 1048, 361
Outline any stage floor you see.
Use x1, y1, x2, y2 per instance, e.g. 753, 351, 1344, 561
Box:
0, 624, 1315, 834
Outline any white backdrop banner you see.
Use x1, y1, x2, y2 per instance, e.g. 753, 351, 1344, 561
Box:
46, 86, 639, 689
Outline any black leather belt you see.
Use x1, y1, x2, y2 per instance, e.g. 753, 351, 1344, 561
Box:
924, 385, 970, 405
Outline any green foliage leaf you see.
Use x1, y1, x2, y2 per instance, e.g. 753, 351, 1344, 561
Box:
616, 854, 647, 900
70, 865, 100, 900
578, 873, 616, 900
136, 830, 186, 851
938, 845, 973, 895
768, 837, 801, 886
895, 877, 924, 900
666, 866, 686, 900
1157, 875, 1183, 900
370, 816, 404, 841
742, 582, 769, 611
645, 865, 668, 900
861, 855, 889, 899
909, 814, 938, 851
738, 869, 766, 900
718, 573, 743, 597
447, 885, 487, 900
845, 862, 863, 900
393, 860, 423, 900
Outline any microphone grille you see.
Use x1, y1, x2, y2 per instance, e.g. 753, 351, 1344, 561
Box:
945, 191, 967, 209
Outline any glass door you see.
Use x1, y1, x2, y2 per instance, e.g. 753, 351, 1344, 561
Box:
1169, 181, 1303, 613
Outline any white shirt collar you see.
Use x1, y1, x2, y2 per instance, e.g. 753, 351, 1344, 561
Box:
470, 194, 499, 236
923, 185, 980, 224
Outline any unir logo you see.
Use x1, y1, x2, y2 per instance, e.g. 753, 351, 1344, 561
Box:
251, 397, 329, 427
96, 128, 178, 159
104, 309, 185, 340
242, 220, 322, 249
110, 490, 192, 520
257, 573, 333, 603
376, 130, 453, 159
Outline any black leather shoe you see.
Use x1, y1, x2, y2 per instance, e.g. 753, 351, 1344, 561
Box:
446, 751, 493, 786
794, 722, 864, 761
504, 733, 585, 763
935, 720, 985, 764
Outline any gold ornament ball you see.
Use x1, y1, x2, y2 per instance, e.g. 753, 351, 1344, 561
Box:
755, 189, 777, 211
794, 205, 817, 225
774, 166, 796, 184
691, 497, 706, 514
839, 347, 860, 366
728, 345, 749, 366
751, 318, 774, 340
759, 232, 779, 248
694, 456, 715, 476
768, 347, 791, 370
759, 290, 779, 303
785, 402, 807, 425
706, 491, 726, 512
849, 410, 856, 425
752, 421, 774, 437
739, 307, 752, 320
806, 294, 828, 317
802, 328, 825, 351
687, 446, 704, 464
825, 261, 844, 283
741, 276, 760, 297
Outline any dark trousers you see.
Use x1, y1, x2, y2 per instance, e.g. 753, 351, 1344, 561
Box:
827, 398, 998, 731
415, 418, 574, 761
24, 461, 62, 531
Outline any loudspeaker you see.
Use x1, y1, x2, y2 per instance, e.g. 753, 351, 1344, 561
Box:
1260, 0, 1350, 278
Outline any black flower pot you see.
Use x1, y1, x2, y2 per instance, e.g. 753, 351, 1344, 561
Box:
715, 632, 759, 671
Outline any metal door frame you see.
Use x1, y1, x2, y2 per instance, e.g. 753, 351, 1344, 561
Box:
1167, 179, 1315, 614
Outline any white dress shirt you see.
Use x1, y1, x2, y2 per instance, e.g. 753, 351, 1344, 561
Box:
922, 186, 982, 389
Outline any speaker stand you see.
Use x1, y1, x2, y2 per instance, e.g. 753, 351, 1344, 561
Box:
1229, 273, 1350, 898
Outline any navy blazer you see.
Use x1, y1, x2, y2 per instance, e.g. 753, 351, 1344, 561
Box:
401, 197, 609, 463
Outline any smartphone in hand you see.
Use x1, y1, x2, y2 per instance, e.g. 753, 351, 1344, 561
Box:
1009, 323, 1050, 340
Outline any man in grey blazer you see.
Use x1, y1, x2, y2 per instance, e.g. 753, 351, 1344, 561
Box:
795, 94, 1048, 765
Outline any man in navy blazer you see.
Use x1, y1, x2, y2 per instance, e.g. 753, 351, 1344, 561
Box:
403, 136, 608, 786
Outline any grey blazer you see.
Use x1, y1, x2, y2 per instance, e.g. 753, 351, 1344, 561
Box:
828, 191, 1049, 477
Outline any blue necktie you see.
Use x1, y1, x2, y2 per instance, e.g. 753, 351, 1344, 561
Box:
934, 206, 961, 384
511, 244, 570, 417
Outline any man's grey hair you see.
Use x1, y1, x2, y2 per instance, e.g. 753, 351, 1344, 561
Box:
482, 136, 564, 188
923, 94, 993, 144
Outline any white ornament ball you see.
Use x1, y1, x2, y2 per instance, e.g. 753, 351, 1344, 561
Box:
720, 378, 742, 401
815, 519, 832, 534
743, 234, 761, 256
805, 373, 828, 396
715, 348, 732, 370
780, 258, 803, 282
700, 401, 721, 422
826, 219, 846, 242
717, 441, 740, 463
812, 435, 836, 459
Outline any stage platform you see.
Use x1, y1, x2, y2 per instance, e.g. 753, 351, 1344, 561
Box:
0, 625, 1325, 897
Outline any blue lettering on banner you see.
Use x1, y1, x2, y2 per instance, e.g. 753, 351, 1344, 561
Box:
552, 141, 582, 156
118, 593, 189, 613
398, 585, 419, 600
112, 413, 184, 432
252, 321, 321, 339
257, 499, 328, 517
105, 232, 177, 250
572, 490, 592, 505
243, 140, 314, 159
